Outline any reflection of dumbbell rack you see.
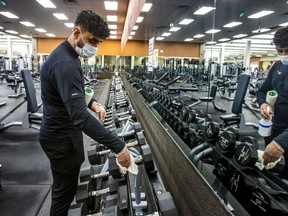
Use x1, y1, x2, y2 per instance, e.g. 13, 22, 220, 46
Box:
193, 122, 288, 216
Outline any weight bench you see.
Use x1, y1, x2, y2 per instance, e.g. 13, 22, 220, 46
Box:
219, 74, 258, 128
0, 69, 42, 131
190, 85, 226, 112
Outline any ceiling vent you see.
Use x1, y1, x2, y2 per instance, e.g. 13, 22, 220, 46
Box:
64, 0, 78, 4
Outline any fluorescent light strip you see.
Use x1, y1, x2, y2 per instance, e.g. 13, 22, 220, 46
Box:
53, 13, 68, 20
194, 34, 205, 38
142, 3, 152, 12
35, 28, 47, 33
19, 34, 30, 38
162, 32, 171, 37
110, 35, 117, 39
107, 15, 117, 22
252, 28, 270, 33
206, 41, 217, 44
20, 21, 35, 27
194, 6, 215, 15
251, 34, 274, 39
206, 29, 221, 34
248, 10, 274, 19
5, 30, 18, 34
46, 33, 55, 37
108, 24, 117, 29
169, 27, 181, 32
0, 11, 19, 19
133, 26, 138, 30
128, 36, 132, 40
156, 37, 164, 41
104, 1, 118, 10
36, 0, 56, 8
130, 31, 135, 36
223, 22, 242, 28
184, 38, 194, 42
136, 17, 144, 23
179, 19, 194, 25
233, 34, 247, 38
218, 38, 230, 42
64, 23, 74, 28
280, 22, 288, 27
110, 30, 117, 35
0, 26, 3, 29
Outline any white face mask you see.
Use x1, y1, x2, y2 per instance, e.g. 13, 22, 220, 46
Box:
278, 55, 288, 65
75, 33, 98, 58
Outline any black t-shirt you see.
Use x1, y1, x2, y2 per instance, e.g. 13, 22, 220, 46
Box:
40, 40, 125, 158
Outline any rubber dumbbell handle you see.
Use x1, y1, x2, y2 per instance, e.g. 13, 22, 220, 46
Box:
91, 188, 110, 197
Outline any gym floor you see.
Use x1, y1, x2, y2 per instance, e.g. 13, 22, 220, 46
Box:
0, 75, 261, 216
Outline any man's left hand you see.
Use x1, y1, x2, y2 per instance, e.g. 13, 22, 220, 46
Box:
263, 140, 284, 165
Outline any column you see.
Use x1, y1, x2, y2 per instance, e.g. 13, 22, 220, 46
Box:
220, 43, 225, 76
243, 40, 251, 72
131, 55, 135, 70
7, 37, 12, 70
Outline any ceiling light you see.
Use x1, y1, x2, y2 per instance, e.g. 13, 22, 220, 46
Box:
107, 15, 117, 22
169, 27, 181, 32
110, 35, 117, 39
108, 24, 117, 29
5, 30, 18, 34
248, 10, 274, 19
206, 41, 217, 45
0, 11, 19, 19
128, 36, 132, 40
223, 22, 242, 28
53, 13, 68, 20
279, 22, 288, 27
251, 34, 274, 39
133, 26, 138, 30
0, 26, 3, 29
206, 29, 221, 34
130, 31, 136, 35
110, 30, 117, 35
20, 21, 35, 27
156, 37, 164, 41
36, 0, 56, 8
184, 38, 194, 42
142, 3, 152, 12
19, 34, 30, 38
46, 33, 55, 37
218, 38, 230, 42
35, 28, 47, 33
104, 1, 118, 10
136, 17, 144, 23
252, 28, 270, 33
233, 34, 247, 38
162, 32, 171, 37
194, 6, 215, 15
64, 23, 74, 28
179, 19, 194, 25
194, 34, 205, 38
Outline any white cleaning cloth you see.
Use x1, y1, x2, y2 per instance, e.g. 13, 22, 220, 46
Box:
116, 154, 139, 176
255, 150, 282, 170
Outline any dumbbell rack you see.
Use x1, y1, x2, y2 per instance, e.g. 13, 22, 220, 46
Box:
68, 76, 178, 216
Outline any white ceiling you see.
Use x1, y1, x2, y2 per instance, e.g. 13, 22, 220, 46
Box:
0, 0, 288, 58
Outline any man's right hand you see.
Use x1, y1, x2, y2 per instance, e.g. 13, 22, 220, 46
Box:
260, 103, 273, 121
115, 145, 131, 168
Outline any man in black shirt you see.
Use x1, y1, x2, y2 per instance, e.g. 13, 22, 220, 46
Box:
40, 10, 131, 215
257, 27, 288, 176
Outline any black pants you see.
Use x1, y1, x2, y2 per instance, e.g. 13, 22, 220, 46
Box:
49, 158, 82, 216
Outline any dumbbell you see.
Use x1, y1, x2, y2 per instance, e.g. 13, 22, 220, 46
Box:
103, 113, 135, 128
87, 130, 146, 165
234, 141, 285, 172
204, 121, 220, 143
217, 130, 258, 154
76, 152, 153, 210
116, 122, 142, 138
106, 107, 136, 120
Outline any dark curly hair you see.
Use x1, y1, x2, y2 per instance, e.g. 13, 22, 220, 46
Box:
74, 10, 110, 39
273, 27, 288, 48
